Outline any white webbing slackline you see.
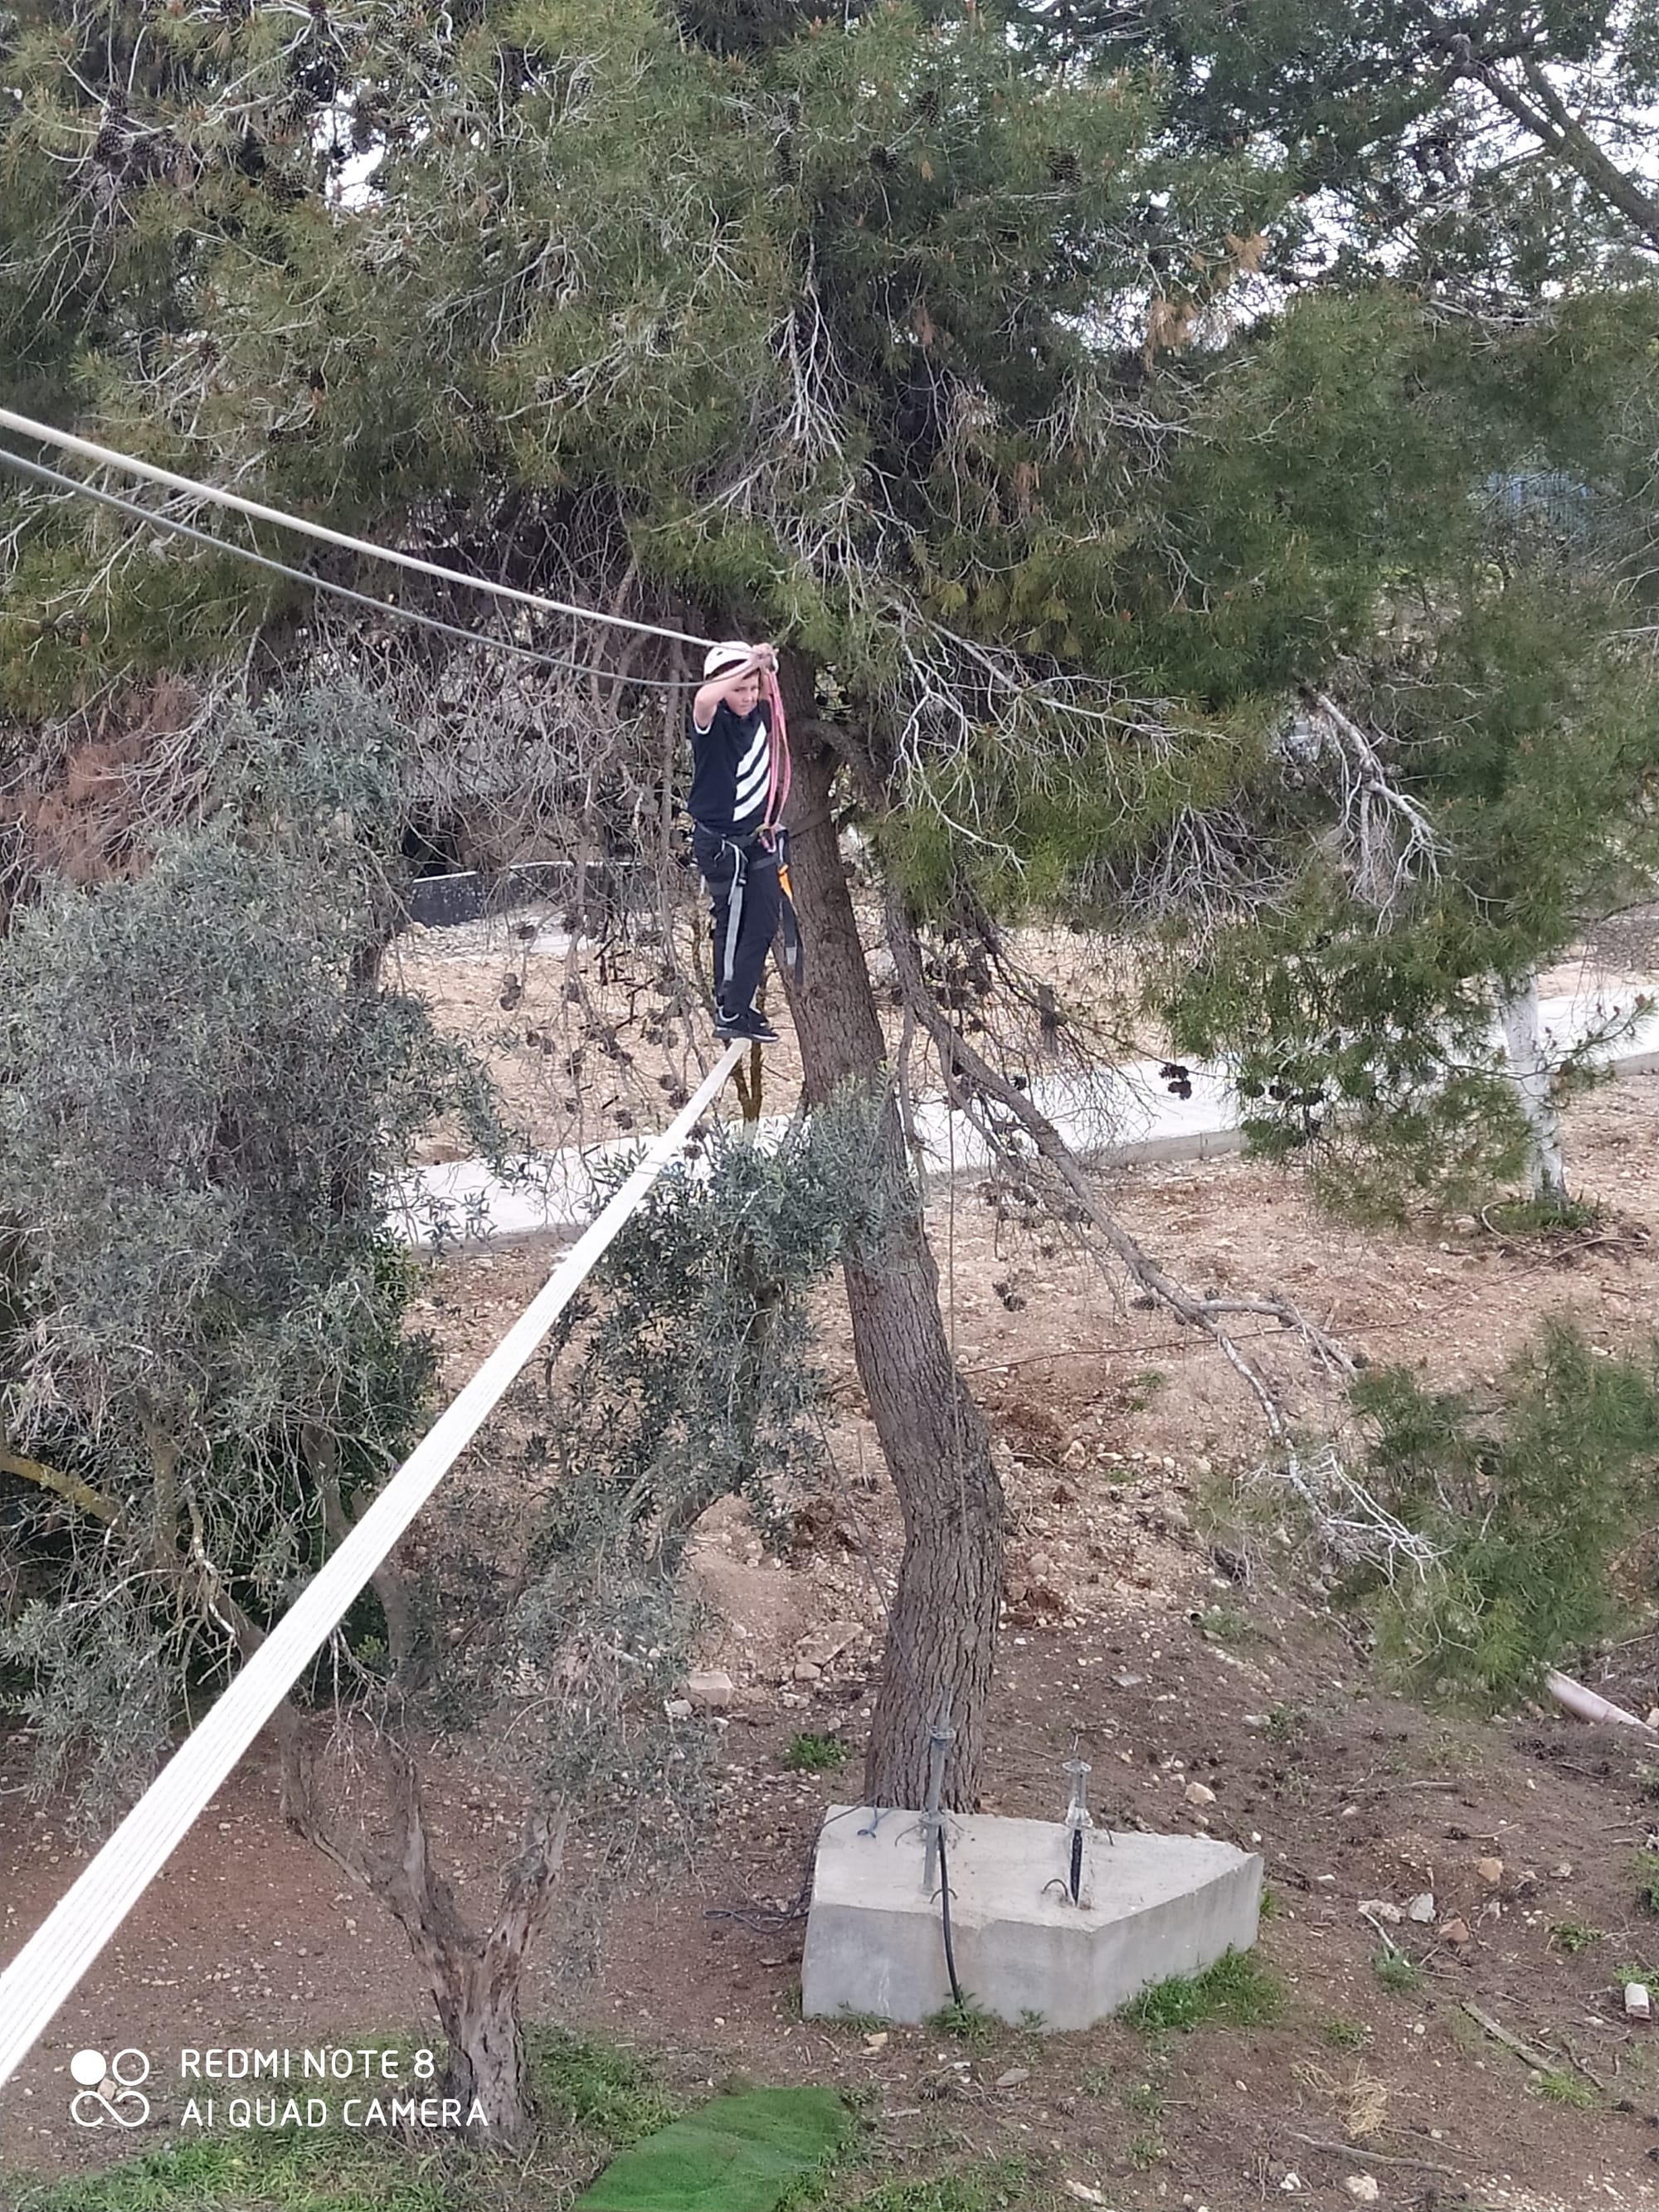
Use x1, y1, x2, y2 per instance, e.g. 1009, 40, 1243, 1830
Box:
0, 407, 716, 654
0, 1042, 743, 2094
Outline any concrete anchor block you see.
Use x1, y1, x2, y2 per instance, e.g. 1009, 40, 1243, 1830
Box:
800, 1806, 1262, 2030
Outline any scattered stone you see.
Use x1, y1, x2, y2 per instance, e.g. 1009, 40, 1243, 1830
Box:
864, 2031, 888, 2051
1279, 2175, 1303, 2194
1439, 1918, 1472, 1946
1184, 1781, 1217, 1808
686, 1670, 733, 1712
663, 1699, 693, 1721
1550, 1862, 1573, 1879
1627, 1982, 1653, 2022
1476, 1856, 1504, 1885
1343, 2177, 1381, 2204
1113, 1672, 1145, 1689
995, 2066, 1030, 2089
1406, 1893, 1436, 1923
1359, 1899, 1402, 1924
795, 1621, 862, 1669
1062, 2185, 1108, 2208
1007, 1549, 1073, 1622
793, 1662, 822, 1684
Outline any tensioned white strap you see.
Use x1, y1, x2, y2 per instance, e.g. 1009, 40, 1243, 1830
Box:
0, 406, 716, 654
0, 1042, 744, 2094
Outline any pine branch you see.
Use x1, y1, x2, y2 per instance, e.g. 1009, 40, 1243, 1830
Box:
885, 890, 1353, 1392
1467, 56, 1659, 252
883, 895, 1452, 1573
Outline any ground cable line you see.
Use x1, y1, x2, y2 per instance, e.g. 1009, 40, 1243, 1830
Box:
0, 1039, 744, 2097
0, 445, 687, 688
0, 406, 716, 654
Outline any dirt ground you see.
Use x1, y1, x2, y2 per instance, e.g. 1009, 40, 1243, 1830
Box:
7, 941, 1659, 2210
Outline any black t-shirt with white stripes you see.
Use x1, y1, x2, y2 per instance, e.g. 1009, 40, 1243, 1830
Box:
688, 700, 771, 839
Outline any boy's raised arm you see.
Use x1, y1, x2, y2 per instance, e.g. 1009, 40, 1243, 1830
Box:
692, 642, 777, 729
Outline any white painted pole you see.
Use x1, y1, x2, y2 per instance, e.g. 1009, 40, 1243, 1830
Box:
0, 1043, 742, 2094
1497, 971, 1566, 1198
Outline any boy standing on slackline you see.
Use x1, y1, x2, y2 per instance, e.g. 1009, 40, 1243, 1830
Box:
688, 639, 799, 1043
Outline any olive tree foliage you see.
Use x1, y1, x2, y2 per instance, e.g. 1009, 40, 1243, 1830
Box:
0, 686, 506, 1813
501, 1095, 898, 1827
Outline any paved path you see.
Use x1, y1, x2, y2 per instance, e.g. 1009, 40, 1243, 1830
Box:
392, 987, 1659, 1247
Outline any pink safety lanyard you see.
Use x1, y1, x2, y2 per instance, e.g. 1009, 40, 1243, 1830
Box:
761, 668, 792, 834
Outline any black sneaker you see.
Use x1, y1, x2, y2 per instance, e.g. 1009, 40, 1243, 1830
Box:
714, 1004, 781, 1044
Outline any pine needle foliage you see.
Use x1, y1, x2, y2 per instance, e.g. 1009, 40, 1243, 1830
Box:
7, 2, 1659, 1199
1344, 1320, 1659, 1704
1024, 0, 1659, 291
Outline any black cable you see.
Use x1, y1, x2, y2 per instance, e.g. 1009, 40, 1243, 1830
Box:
1069, 1823, 1083, 1904
936, 1821, 965, 2008
0, 445, 688, 688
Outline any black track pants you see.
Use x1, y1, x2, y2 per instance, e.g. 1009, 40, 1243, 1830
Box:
692, 824, 781, 1016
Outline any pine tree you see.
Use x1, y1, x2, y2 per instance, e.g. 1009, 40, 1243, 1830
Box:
5, 0, 1659, 1814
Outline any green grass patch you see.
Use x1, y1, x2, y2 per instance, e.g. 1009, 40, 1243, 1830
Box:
1319, 2016, 1369, 2049
1637, 1854, 1659, 1917
1198, 1604, 1258, 1646
1532, 2069, 1597, 2110
819, 2160, 1032, 2211
784, 1733, 849, 1772
534, 2026, 680, 2144
4, 2133, 451, 2212
922, 1997, 999, 2045
1122, 1947, 1282, 2032
1549, 1919, 1604, 1954
1481, 1193, 1604, 1237
1372, 1950, 1423, 1994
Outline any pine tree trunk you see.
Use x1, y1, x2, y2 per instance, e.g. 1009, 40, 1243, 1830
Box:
782, 727, 1004, 1810
1497, 971, 1567, 1199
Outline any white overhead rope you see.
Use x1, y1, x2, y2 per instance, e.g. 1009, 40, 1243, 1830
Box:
0, 445, 685, 688
0, 406, 718, 655
0, 1040, 744, 2096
